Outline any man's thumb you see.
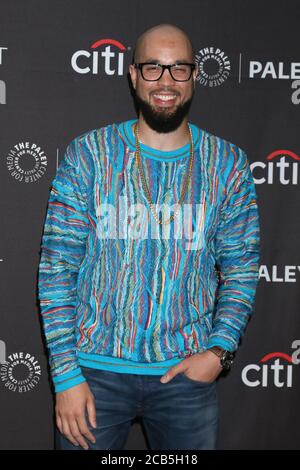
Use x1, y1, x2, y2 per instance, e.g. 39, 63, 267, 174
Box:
160, 366, 180, 383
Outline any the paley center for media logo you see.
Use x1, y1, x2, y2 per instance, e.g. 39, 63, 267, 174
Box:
195, 46, 231, 87
0, 340, 42, 393
6, 141, 48, 183
71, 38, 129, 76
193, 50, 300, 104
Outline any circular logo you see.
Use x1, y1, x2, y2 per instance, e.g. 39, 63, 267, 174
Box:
195, 47, 231, 87
6, 142, 48, 183
0, 352, 41, 392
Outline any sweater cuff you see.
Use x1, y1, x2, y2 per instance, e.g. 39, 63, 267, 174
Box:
52, 366, 86, 393
206, 336, 236, 353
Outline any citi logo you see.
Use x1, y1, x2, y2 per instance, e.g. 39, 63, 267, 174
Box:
242, 342, 300, 388
71, 38, 127, 76
250, 150, 300, 185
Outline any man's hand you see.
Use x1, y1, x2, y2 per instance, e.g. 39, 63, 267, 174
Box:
55, 381, 97, 449
160, 350, 223, 384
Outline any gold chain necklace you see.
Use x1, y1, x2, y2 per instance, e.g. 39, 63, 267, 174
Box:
134, 122, 194, 225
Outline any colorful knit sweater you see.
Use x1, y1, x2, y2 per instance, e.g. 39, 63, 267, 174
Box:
38, 119, 260, 393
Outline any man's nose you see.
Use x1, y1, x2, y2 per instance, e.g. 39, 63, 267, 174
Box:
158, 67, 175, 85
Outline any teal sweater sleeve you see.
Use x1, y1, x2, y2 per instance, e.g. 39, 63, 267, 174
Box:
38, 138, 89, 393
207, 148, 261, 352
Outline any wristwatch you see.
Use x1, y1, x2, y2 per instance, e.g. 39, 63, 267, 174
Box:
208, 346, 234, 370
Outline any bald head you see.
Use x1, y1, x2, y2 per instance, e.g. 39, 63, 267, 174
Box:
133, 24, 195, 64
128, 23, 197, 134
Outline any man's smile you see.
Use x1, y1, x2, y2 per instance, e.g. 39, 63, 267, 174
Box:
151, 92, 178, 107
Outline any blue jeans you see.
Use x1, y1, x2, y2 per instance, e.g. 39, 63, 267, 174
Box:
55, 366, 219, 450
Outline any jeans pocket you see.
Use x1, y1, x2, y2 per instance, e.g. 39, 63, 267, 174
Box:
179, 372, 215, 386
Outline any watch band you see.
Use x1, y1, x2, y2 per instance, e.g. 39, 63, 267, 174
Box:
208, 346, 225, 358
208, 346, 234, 371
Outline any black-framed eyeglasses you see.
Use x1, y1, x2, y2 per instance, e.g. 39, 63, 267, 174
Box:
134, 62, 196, 82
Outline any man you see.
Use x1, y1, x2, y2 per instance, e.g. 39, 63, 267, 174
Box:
38, 23, 260, 450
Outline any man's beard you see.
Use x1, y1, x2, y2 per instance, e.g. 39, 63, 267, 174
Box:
133, 90, 194, 133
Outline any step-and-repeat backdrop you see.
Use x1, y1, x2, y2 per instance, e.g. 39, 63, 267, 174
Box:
1, 0, 299, 450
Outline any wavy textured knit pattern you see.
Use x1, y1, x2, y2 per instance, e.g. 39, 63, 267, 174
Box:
38, 119, 260, 392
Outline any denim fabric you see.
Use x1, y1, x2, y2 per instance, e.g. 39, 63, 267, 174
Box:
55, 366, 219, 450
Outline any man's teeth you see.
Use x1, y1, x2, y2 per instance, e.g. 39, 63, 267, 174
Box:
153, 94, 177, 101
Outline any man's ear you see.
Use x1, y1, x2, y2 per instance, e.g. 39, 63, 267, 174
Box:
192, 68, 199, 89
129, 64, 137, 90
194, 66, 199, 82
